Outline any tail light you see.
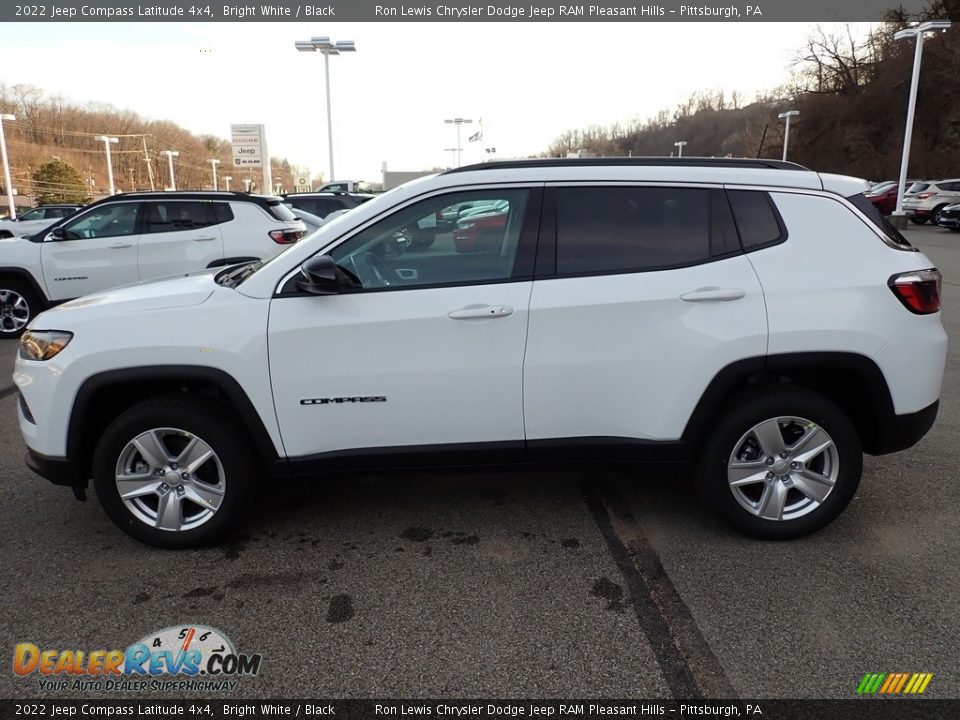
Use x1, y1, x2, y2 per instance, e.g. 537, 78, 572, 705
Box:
269, 229, 305, 245
915, 192, 935, 199
889, 269, 941, 314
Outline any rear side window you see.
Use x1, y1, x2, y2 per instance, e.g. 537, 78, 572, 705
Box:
727, 191, 785, 250
555, 186, 730, 275
212, 203, 234, 224
847, 193, 911, 249
143, 202, 215, 233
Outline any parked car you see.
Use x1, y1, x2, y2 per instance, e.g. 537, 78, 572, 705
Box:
453, 207, 509, 252
282, 191, 374, 220
0, 191, 305, 337
901, 179, 960, 224
864, 180, 917, 215
0, 204, 84, 239
935, 203, 960, 232
16, 157, 945, 547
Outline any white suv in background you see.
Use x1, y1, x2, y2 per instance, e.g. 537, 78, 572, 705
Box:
0, 192, 306, 337
14, 158, 947, 547
901, 179, 960, 224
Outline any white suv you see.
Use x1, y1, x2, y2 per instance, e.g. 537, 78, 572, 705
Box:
14, 159, 947, 547
0, 192, 306, 337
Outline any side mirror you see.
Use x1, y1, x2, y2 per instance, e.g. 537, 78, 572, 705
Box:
297, 255, 340, 295
50, 227, 65, 241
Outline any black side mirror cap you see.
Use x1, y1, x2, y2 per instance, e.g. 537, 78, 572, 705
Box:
49, 227, 65, 240
297, 255, 340, 295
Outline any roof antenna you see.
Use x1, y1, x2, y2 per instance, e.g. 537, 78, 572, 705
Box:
756, 124, 768, 158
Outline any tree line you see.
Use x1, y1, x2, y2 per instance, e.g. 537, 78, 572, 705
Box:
547, 9, 960, 182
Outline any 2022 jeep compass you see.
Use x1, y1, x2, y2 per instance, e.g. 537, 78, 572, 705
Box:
15, 158, 947, 547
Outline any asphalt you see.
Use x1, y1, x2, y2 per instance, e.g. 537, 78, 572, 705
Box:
0, 224, 957, 701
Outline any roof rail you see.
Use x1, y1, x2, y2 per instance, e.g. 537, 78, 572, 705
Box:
443, 157, 810, 174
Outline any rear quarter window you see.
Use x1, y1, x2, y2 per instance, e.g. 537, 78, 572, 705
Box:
726, 190, 786, 250
266, 200, 298, 221
847, 193, 911, 249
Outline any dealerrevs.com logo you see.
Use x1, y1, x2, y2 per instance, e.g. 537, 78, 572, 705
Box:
13, 625, 262, 692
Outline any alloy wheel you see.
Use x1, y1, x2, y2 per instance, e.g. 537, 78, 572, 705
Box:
726, 416, 839, 521
115, 427, 226, 532
0, 289, 30, 333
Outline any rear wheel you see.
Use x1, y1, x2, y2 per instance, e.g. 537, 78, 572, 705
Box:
697, 387, 862, 540
932, 205, 948, 225
0, 278, 42, 339
92, 397, 258, 548
909, 216, 928, 225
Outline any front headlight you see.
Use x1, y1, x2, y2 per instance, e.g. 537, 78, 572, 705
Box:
20, 330, 73, 361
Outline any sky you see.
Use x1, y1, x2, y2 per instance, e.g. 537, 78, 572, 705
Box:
0, 22, 878, 184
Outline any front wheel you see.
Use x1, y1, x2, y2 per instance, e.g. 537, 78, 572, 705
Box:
909, 216, 928, 225
92, 397, 258, 548
0, 279, 43, 339
697, 387, 862, 540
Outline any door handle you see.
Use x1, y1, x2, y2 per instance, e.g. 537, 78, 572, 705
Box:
680, 287, 745, 302
109, 242, 133, 249
192, 236, 217, 242
447, 305, 514, 320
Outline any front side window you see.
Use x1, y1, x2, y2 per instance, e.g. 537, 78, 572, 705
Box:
327, 189, 530, 291
19, 208, 47, 221
555, 186, 722, 275
60, 202, 140, 240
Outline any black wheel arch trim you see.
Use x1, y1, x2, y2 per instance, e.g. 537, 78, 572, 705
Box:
0, 267, 48, 303
67, 365, 283, 481
681, 351, 921, 456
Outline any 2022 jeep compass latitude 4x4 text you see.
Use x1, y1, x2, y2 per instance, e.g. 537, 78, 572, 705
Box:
15, 158, 947, 547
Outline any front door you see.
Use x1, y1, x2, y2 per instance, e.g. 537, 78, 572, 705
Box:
268, 186, 542, 461
40, 201, 142, 301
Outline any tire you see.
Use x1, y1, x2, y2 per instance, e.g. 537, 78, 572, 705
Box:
932, 205, 948, 226
696, 386, 862, 540
92, 396, 258, 548
0, 278, 43, 339
909, 216, 928, 225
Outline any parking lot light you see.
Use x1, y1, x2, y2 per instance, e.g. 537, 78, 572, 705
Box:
224, 176, 232, 192
209, 159, 221, 191
93, 136, 119, 195
294, 37, 356, 184
0, 114, 15, 219
892, 21, 951, 223
674, 140, 687, 157
161, 150, 179, 191
444, 118, 473, 167
777, 111, 799, 161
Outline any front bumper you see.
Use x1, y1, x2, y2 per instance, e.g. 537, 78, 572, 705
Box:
25, 448, 88, 499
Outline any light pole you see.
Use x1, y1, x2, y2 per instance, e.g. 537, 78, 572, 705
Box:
295, 36, 356, 184
674, 141, 687, 157
209, 159, 221, 191
777, 110, 799, 161
0, 114, 15, 219
892, 21, 951, 223
444, 147, 459, 168
161, 150, 179, 191
93, 135, 119, 195
224, 176, 232, 192
444, 118, 473, 167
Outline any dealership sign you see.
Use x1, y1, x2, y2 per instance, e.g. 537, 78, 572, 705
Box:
230, 124, 267, 168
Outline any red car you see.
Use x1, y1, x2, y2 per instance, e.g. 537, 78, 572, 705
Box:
453, 211, 507, 252
865, 180, 917, 215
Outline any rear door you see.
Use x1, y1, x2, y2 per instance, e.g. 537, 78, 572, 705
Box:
137, 200, 226, 281
40, 201, 142, 300
523, 184, 768, 452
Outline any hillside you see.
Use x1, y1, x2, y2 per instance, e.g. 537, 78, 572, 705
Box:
547, 18, 960, 181
0, 84, 303, 204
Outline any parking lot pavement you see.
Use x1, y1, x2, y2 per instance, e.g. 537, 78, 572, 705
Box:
1, 224, 957, 700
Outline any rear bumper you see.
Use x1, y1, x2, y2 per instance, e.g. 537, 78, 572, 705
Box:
869, 400, 939, 455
